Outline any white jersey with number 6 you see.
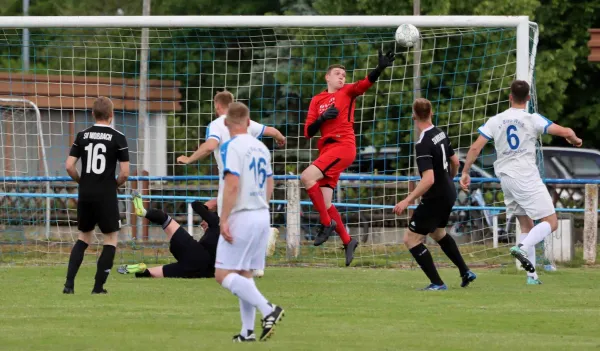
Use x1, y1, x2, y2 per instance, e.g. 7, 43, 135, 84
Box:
218, 134, 273, 215
478, 108, 552, 179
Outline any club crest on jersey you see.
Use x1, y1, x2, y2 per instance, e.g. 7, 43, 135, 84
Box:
318, 97, 336, 114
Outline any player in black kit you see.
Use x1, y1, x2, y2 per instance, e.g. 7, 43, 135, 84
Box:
393, 98, 476, 290
117, 194, 219, 279
63, 97, 130, 294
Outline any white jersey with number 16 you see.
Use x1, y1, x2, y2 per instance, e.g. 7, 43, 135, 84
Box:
218, 134, 273, 215
478, 108, 552, 179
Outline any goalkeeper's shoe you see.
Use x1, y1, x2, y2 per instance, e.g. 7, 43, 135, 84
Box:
62, 286, 74, 294
527, 277, 543, 285
461, 270, 477, 288
117, 263, 147, 275
131, 191, 146, 217
259, 305, 285, 341
420, 283, 448, 291
232, 332, 256, 342
313, 220, 336, 246
343, 238, 358, 266
510, 245, 535, 273
91, 289, 108, 294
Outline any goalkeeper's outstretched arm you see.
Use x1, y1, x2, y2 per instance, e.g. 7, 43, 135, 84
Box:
177, 139, 219, 165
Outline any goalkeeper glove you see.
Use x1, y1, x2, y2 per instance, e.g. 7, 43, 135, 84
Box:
307, 105, 339, 138
320, 105, 339, 121
368, 49, 396, 83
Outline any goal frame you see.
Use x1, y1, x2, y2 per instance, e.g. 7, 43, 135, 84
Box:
1, 15, 531, 82
0, 98, 51, 239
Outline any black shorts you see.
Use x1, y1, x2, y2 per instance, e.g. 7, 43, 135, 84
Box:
164, 227, 214, 278
409, 197, 455, 235
77, 197, 121, 234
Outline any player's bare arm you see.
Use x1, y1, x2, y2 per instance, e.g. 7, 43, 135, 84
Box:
116, 161, 130, 187
460, 135, 488, 191
263, 126, 286, 147
177, 138, 219, 164
65, 155, 80, 183
449, 154, 460, 179
547, 123, 582, 147
220, 173, 239, 243
393, 169, 434, 215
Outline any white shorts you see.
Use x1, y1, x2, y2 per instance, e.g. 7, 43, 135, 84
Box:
215, 209, 270, 271
500, 175, 555, 220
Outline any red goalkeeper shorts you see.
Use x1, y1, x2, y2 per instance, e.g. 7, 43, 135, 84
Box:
313, 143, 356, 188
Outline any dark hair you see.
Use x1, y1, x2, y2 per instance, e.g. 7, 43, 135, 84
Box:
327, 64, 346, 73
510, 80, 530, 103
412, 98, 432, 121
92, 97, 114, 121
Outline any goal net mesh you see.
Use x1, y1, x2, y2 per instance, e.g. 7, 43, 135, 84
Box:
0, 24, 540, 267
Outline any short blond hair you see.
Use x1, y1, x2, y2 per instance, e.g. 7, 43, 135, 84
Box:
214, 90, 234, 108
93, 97, 114, 121
412, 98, 432, 121
226, 102, 250, 125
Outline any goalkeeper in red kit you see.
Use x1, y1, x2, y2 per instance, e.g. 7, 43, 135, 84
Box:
302, 49, 395, 266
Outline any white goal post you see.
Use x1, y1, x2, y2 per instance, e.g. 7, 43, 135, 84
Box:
0, 98, 51, 239
0, 15, 532, 83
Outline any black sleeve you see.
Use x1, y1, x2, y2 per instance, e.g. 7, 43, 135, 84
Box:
306, 117, 324, 138
116, 134, 129, 162
191, 201, 219, 229
69, 133, 81, 158
416, 142, 434, 173
447, 139, 455, 157
367, 67, 383, 83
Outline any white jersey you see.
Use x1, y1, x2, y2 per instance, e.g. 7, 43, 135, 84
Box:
218, 134, 273, 215
478, 108, 552, 179
206, 115, 265, 216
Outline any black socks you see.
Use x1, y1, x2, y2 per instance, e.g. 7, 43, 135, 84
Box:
93, 245, 116, 292
145, 209, 172, 229
65, 239, 89, 288
437, 234, 470, 276
409, 243, 444, 286
135, 270, 152, 278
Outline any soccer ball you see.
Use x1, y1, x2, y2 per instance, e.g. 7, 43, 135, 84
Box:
395, 24, 420, 48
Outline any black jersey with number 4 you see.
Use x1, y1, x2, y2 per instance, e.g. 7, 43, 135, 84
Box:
415, 125, 456, 200
69, 124, 129, 198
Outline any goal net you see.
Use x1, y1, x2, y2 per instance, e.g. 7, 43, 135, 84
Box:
0, 16, 541, 268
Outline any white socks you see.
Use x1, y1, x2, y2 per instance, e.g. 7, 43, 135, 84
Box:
239, 298, 255, 337
238, 278, 258, 336
222, 273, 273, 317
521, 222, 552, 250
519, 233, 538, 280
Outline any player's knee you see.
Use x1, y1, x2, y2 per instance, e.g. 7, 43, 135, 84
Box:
300, 170, 315, 188
403, 231, 418, 247
214, 269, 229, 285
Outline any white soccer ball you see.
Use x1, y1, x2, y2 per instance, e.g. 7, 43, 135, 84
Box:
395, 24, 420, 48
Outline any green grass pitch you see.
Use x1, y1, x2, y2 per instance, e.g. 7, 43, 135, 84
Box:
1, 266, 599, 350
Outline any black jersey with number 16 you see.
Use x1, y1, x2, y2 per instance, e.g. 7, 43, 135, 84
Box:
69, 124, 129, 198
415, 125, 456, 200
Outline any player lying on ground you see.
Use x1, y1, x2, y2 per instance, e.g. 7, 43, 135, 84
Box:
460, 80, 582, 285
393, 98, 476, 291
118, 194, 278, 278
118, 194, 219, 278
63, 96, 130, 295
177, 91, 285, 211
216, 102, 284, 342
301, 49, 395, 266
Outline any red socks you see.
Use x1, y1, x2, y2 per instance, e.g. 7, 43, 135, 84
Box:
306, 184, 331, 226
327, 205, 351, 245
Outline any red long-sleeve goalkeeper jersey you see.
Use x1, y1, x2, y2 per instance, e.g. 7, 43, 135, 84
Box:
304, 76, 373, 150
